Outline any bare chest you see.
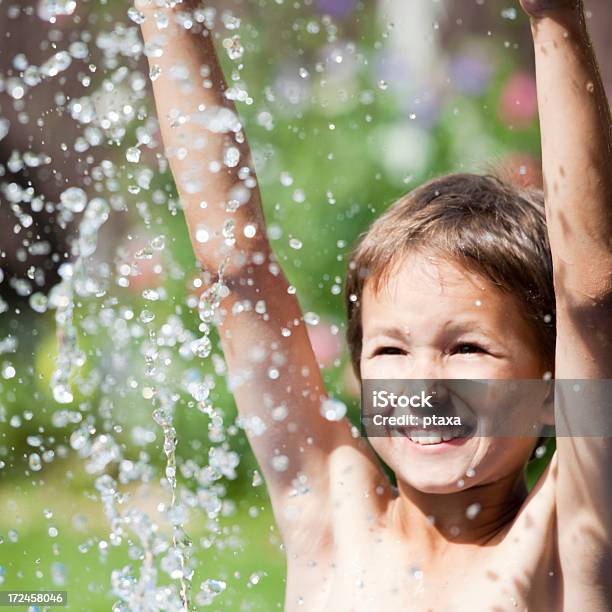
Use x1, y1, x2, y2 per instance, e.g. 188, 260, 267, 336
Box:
285, 520, 559, 612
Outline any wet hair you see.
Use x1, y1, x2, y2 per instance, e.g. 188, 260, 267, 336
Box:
344, 173, 556, 379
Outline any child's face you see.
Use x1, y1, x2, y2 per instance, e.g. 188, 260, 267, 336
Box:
360, 252, 550, 493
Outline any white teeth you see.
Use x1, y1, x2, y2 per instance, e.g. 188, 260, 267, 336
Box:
406, 430, 466, 445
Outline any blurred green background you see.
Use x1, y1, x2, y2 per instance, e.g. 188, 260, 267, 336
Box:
0, 0, 576, 608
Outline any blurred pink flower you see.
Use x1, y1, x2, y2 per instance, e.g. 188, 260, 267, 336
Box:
306, 322, 342, 367
499, 72, 538, 126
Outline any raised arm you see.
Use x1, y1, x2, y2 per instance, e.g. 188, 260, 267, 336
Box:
136, 0, 382, 551
520, 0, 612, 605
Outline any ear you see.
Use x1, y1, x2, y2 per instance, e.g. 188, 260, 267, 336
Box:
539, 381, 555, 427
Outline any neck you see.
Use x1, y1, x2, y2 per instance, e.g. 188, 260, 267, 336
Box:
392, 471, 528, 548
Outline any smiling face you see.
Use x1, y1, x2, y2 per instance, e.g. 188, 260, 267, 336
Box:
360, 251, 551, 493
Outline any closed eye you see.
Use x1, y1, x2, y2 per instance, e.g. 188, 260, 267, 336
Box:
373, 346, 406, 356
450, 343, 487, 355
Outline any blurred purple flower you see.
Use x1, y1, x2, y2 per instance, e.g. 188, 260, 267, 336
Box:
375, 50, 413, 89
450, 55, 493, 96
316, 0, 357, 20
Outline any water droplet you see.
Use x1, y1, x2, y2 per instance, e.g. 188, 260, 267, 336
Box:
501, 7, 518, 20
191, 336, 212, 359
29, 292, 48, 313
153, 10, 169, 29
0, 118, 9, 143
280, 171, 294, 187
271, 455, 289, 472
221, 11, 241, 30
378, 79, 388, 90
196, 226, 210, 243
252, 470, 263, 486
243, 224, 257, 238
151, 235, 165, 250
139, 309, 155, 324
149, 65, 162, 81
60, 187, 87, 213
304, 311, 320, 326
320, 398, 347, 421
2, 364, 16, 380
127, 7, 146, 24
466, 503, 481, 519
289, 238, 302, 250
223, 35, 244, 61
126, 147, 141, 163
53, 384, 74, 404
38, 0, 76, 21
223, 146, 240, 168
29, 453, 42, 471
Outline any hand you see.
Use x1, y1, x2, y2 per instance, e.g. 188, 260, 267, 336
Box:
519, 0, 581, 17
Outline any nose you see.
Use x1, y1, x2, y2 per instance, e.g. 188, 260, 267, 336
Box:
400, 354, 450, 413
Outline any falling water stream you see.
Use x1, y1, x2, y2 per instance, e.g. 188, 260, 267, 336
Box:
0, 0, 259, 608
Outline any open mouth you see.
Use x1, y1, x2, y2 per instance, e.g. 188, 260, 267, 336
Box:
394, 425, 475, 446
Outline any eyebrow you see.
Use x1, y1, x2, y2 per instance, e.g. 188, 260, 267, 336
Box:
364, 320, 496, 341
363, 326, 410, 341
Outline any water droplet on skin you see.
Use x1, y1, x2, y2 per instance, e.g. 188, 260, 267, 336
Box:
223, 146, 240, 168
320, 398, 347, 421
466, 502, 481, 519
271, 455, 289, 472
149, 65, 162, 81
586, 81, 595, 93
153, 10, 169, 29
243, 224, 257, 238
196, 226, 210, 243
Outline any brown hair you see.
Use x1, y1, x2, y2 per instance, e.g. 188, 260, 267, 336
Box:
344, 173, 556, 379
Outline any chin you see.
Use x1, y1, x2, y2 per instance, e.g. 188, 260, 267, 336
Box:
371, 438, 479, 493
394, 466, 477, 495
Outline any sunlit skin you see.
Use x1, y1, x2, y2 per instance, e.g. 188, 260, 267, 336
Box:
141, 0, 612, 609
361, 252, 552, 499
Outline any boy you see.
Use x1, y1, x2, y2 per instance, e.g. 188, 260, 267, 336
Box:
137, 0, 611, 609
